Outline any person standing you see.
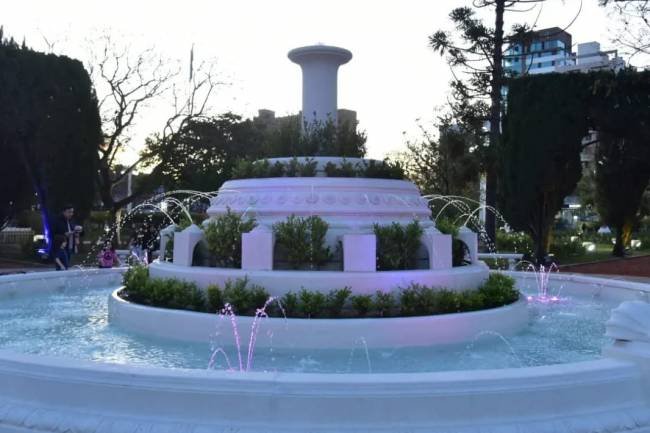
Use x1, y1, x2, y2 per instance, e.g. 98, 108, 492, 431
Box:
51, 204, 82, 260
53, 234, 69, 271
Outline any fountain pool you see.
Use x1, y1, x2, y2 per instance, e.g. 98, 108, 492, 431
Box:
0, 267, 649, 432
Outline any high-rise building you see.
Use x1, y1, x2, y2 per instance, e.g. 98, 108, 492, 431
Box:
505, 28, 624, 76
505, 27, 574, 75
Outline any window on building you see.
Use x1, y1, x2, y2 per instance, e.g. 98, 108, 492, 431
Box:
537, 62, 542, 68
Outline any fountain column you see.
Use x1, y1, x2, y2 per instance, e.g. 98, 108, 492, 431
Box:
288, 45, 352, 126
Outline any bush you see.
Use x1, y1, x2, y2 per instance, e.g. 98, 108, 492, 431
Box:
206, 284, 224, 312
273, 215, 332, 269
360, 159, 405, 179
279, 292, 299, 317
550, 237, 586, 262
496, 231, 534, 256
351, 294, 373, 317
374, 220, 423, 270
435, 218, 459, 237
298, 289, 327, 318
373, 291, 395, 317
324, 159, 358, 177
325, 288, 352, 317
203, 209, 257, 268
122, 266, 205, 311
478, 273, 518, 309
121, 269, 519, 318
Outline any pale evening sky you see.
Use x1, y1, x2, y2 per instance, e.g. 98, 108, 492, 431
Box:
2, 0, 623, 165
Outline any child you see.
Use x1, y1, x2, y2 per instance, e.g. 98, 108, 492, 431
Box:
98, 241, 121, 268
53, 234, 69, 271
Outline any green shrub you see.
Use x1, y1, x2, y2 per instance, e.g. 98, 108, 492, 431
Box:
434, 289, 460, 314
324, 159, 358, 177
550, 238, 586, 261
221, 278, 252, 314
325, 288, 352, 317
298, 289, 327, 318
478, 273, 518, 308
231, 159, 256, 179
361, 159, 405, 179
374, 220, 423, 270
273, 215, 332, 269
351, 294, 373, 317
373, 291, 395, 317
435, 218, 459, 237
203, 209, 257, 268
121, 269, 519, 318
122, 265, 150, 302
206, 284, 224, 312
269, 161, 285, 177
279, 292, 299, 317
496, 231, 534, 256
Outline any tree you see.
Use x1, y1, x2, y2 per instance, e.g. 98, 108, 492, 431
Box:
499, 73, 591, 264
430, 0, 553, 244
88, 35, 177, 218
0, 29, 32, 228
600, 0, 649, 60
0, 34, 102, 248
592, 70, 650, 256
260, 117, 366, 158
143, 113, 263, 192
398, 117, 481, 198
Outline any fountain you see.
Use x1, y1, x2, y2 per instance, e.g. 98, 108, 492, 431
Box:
0, 45, 649, 433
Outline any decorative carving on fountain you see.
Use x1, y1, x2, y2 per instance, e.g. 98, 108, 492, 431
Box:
606, 301, 650, 343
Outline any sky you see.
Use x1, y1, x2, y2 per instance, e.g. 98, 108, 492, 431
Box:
2, 0, 626, 165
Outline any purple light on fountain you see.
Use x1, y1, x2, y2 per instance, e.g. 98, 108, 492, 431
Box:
526, 263, 563, 303
208, 297, 284, 372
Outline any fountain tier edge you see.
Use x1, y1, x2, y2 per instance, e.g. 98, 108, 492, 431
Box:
1, 268, 650, 432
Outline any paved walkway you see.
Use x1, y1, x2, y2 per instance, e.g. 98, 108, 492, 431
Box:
560, 254, 650, 279
0, 258, 51, 275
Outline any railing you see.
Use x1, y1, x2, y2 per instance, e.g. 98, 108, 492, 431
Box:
0, 228, 34, 245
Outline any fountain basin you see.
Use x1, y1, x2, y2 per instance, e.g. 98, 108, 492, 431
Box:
0, 350, 648, 433
148, 261, 489, 294
108, 287, 528, 348
1, 268, 650, 432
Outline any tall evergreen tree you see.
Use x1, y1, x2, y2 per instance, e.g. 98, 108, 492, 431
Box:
0, 35, 101, 249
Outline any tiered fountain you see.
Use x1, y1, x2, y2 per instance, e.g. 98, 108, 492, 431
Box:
134, 44, 528, 348
0, 45, 649, 433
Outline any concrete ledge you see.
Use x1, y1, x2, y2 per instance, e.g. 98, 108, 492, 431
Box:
109, 288, 529, 349
0, 351, 648, 433
0, 267, 124, 299
148, 261, 490, 295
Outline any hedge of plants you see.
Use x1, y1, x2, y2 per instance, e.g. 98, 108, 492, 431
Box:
203, 209, 257, 268
230, 157, 405, 180
121, 266, 518, 318
373, 221, 423, 270
273, 215, 332, 269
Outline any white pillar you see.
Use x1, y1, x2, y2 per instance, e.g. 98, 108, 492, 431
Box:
172, 224, 204, 267
158, 224, 177, 262
288, 45, 352, 126
242, 225, 274, 271
422, 228, 452, 270
457, 226, 478, 264
343, 233, 376, 272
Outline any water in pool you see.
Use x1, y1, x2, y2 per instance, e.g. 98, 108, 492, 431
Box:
0, 284, 613, 373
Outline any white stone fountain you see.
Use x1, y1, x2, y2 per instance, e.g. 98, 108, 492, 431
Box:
150, 44, 488, 295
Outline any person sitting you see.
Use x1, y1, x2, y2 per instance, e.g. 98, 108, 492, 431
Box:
53, 235, 69, 271
97, 241, 121, 268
